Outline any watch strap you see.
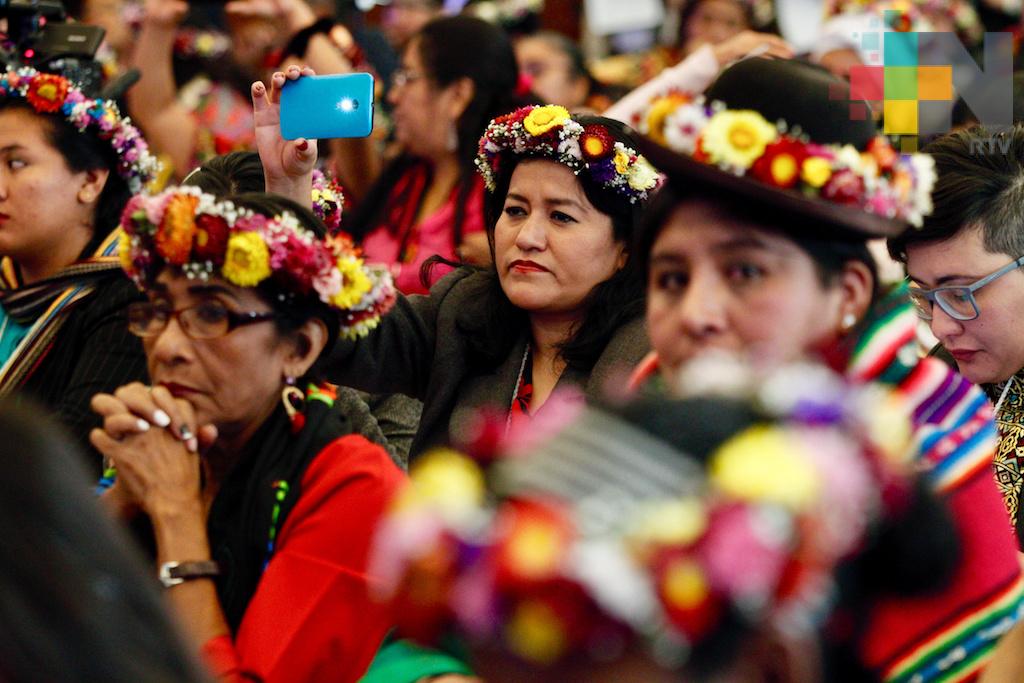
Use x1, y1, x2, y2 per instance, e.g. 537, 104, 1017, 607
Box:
159, 560, 220, 588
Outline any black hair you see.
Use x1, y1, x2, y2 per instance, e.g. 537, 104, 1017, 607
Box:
637, 179, 881, 300
220, 192, 341, 381
183, 150, 266, 196
0, 402, 208, 683
0, 101, 132, 248
888, 125, 1024, 263
444, 115, 646, 373
347, 15, 522, 250
609, 395, 960, 681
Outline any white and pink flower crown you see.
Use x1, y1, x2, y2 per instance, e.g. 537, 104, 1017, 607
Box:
119, 187, 395, 340
0, 67, 159, 194
475, 105, 661, 205
634, 91, 936, 227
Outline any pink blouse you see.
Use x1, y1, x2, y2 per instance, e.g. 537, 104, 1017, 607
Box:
361, 176, 485, 295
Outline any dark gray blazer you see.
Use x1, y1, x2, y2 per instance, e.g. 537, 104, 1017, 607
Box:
326, 268, 649, 459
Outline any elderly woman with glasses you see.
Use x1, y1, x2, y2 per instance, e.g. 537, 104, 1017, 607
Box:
89, 188, 404, 681
889, 126, 1024, 548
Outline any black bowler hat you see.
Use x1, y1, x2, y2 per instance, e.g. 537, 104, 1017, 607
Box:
635, 58, 935, 241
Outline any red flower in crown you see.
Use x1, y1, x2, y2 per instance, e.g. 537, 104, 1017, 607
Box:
821, 169, 865, 206
579, 125, 614, 161
193, 214, 229, 264
26, 73, 69, 113
751, 137, 808, 189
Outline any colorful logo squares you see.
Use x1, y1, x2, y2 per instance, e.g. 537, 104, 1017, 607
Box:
848, 65, 952, 134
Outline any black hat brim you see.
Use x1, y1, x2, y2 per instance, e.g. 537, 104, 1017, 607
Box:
636, 135, 908, 242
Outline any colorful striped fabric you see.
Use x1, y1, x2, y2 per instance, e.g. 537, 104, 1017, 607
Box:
0, 229, 124, 394
841, 283, 1023, 682
628, 283, 1024, 682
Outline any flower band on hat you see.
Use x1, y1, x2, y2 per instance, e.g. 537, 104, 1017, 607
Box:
0, 67, 160, 194
119, 186, 395, 340
637, 91, 936, 227
476, 105, 661, 204
370, 360, 916, 667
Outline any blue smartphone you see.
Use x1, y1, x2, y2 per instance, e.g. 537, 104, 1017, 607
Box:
279, 73, 374, 140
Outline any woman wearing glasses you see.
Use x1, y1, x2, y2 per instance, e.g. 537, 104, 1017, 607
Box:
89, 188, 404, 681
629, 59, 1024, 682
889, 127, 1024, 548
344, 15, 522, 294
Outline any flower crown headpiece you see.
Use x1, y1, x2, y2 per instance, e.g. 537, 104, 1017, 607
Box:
371, 361, 915, 667
173, 28, 233, 60
635, 91, 936, 227
0, 67, 159, 194
476, 105, 661, 205
119, 186, 395, 340
826, 0, 983, 45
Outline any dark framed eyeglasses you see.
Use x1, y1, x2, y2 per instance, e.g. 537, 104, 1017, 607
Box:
907, 255, 1024, 322
127, 300, 277, 340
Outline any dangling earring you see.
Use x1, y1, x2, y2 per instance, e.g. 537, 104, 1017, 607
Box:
281, 376, 305, 433
446, 120, 459, 153
840, 312, 858, 334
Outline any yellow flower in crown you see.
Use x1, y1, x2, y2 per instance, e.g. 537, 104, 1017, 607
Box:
331, 255, 373, 309
645, 93, 691, 145
409, 448, 486, 520
709, 425, 821, 510
701, 109, 778, 170
222, 231, 272, 286
801, 156, 833, 188
613, 148, 631, 175
505, 600, 567, 665
523, 105, 572, 136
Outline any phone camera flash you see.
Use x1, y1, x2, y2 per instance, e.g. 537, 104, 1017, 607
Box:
336, 97, 359, 112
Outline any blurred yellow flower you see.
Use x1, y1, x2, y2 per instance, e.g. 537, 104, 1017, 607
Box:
701, 110, 778, 169
409, 448, 486, 519
505, 600, 567, 665
662, 558, 709, 609
801, 157, 833, 188
710, 425, 820, 510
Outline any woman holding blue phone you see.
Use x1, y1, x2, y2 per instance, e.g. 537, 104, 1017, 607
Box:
255, 96, 654, 457
342, 15, 523, 295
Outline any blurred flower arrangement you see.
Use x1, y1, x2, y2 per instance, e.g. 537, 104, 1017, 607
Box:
637, 91, 936, 227
370, 360, 915, 668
